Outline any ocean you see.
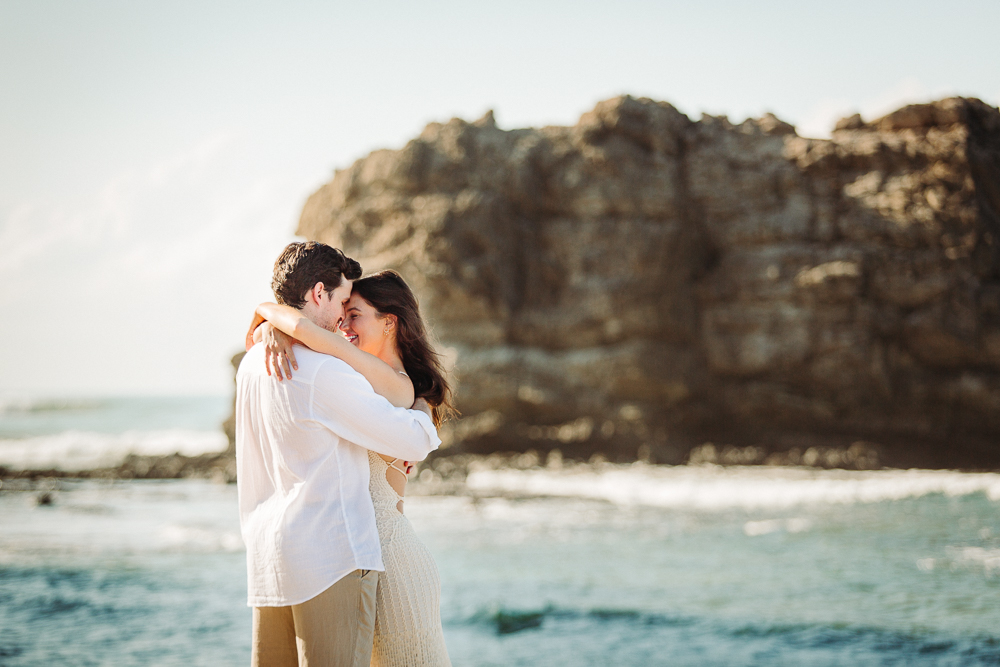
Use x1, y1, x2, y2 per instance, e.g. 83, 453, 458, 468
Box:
0, 395, 230, 471
2, 397, 999, 666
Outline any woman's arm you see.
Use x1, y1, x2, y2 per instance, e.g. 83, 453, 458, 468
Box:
257, 302, 415, 409
245, 311, 298, 379
245, 311, 266, 351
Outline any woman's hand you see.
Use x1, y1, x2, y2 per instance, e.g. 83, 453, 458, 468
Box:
263, 323, 299, 380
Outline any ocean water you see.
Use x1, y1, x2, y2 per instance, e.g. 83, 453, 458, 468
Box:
2, 397, 1000, 665
0, 395, 230, 470
2, 467, 1000, 666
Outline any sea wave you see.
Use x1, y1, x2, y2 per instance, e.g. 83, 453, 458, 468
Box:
458, 603, 1000, 663
465, 464, 1000, 509
0, 430, 228, 471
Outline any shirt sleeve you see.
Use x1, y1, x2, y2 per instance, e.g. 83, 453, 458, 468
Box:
309, 357, 441, 461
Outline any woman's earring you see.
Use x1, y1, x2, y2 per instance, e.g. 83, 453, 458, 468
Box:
384, 327, 391, 336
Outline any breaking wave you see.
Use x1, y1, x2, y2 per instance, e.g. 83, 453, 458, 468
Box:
0, 430, 228, 471
465, 464, 1000, 509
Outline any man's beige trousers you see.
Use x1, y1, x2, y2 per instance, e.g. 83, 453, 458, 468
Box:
251, 569, 378, 667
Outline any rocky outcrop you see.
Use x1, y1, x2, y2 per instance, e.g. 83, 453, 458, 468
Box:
298, 96, 1000, 469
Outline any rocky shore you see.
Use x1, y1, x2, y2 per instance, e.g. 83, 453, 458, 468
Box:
296, 95, 1000, 470
0, 451, 237, 485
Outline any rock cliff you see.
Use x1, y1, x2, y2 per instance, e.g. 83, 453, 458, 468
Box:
297, 96, 1000, 469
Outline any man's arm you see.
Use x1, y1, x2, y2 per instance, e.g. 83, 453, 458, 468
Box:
311, 357, 441, 461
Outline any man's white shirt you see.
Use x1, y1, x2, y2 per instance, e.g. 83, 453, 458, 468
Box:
235, 344, 441, 607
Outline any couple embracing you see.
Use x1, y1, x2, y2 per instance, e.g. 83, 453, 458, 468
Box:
236, 241, 453, 666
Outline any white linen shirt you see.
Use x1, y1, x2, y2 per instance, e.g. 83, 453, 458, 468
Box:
235, 344, 441, 607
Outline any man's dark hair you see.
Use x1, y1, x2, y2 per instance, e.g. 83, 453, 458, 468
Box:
271, 242, 362, 308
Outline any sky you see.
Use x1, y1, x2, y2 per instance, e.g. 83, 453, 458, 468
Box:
1, 0, 998, 397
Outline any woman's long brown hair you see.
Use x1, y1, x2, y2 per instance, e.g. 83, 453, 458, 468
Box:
351, 270, 456, 426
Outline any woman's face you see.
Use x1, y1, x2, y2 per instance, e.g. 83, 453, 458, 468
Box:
339, 294, 390, 355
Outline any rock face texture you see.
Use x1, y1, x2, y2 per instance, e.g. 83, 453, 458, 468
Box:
298, 97, 1000, 468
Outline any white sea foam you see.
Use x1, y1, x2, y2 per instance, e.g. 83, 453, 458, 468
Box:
946, 546, 1000, 574
917, 547, 1000, 575
465, 464, 1000, 510
0, 429, 228, 471
744, 517, 812, 536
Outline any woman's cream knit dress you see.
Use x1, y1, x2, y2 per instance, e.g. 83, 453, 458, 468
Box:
368, 450, 452, 666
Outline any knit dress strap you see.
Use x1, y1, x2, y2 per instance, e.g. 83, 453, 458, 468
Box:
387, 458, 409, 477
368, 452, 405, 510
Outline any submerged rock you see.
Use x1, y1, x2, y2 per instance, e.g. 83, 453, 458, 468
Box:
293, 96, 1000, 469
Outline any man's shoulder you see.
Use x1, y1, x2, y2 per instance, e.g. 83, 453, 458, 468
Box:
296, 347, 354, 374
237, 345, 266, 378
307, 351, 369, 387
238, 345, 359, 383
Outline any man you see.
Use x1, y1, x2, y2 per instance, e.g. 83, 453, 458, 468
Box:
236, 241, 441, 666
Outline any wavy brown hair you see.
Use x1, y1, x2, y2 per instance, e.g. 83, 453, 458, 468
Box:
352, 270, 456, 426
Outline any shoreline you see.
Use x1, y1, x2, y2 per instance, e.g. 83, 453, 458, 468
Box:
5, 456, 999, 515
0, 450, 237, 484
2, 446, 998, 488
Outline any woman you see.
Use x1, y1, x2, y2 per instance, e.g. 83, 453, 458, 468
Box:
249, 270, 454, 667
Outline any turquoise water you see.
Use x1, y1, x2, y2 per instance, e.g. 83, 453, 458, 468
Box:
2, 397, 998, 665
0, 395, 230, 470
0, 395, 230, 439
2, 470, 999, 666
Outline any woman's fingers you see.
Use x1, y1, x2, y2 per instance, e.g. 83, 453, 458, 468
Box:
260, 323, 298, 381
266, 346, 284, 380
260, 324, 297, 381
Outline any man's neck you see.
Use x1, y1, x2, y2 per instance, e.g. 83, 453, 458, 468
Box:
298, 303, 330, 331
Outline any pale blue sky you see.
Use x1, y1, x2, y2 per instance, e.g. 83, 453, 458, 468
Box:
1, 0, 998, 395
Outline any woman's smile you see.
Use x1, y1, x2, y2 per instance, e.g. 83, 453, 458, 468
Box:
339, 294, 386, 355
340, 321, 361, 347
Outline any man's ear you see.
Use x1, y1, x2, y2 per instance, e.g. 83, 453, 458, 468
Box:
308, 282, 326, 305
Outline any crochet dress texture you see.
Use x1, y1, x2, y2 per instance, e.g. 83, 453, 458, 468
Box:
368, 450, 452, 666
